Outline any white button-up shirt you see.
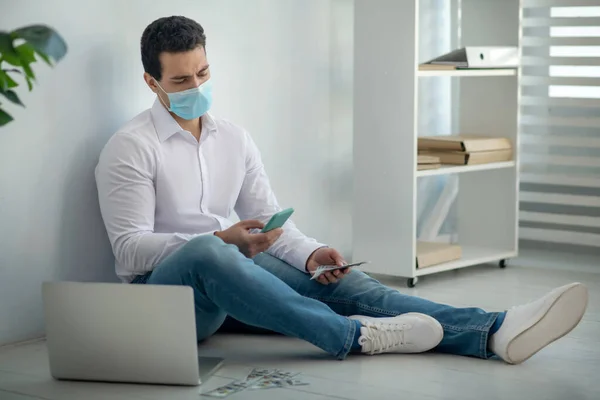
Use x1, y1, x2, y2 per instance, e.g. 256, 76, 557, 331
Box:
95, 99, 324, 282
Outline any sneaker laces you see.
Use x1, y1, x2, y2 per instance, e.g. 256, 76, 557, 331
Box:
358, 321, 411, 355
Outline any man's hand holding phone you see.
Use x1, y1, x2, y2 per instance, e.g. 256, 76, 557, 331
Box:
215, 220, 282, 258
215, 208, 294, 258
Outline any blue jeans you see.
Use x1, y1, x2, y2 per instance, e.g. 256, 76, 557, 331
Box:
132, 235, 499, 360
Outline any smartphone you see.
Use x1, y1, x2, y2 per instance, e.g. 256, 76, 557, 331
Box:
261, 208, 295, 233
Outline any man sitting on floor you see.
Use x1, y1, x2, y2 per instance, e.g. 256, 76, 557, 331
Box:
95, 15, 588, 363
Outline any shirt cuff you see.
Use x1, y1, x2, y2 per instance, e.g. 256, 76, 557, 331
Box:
287, 242, 327, 273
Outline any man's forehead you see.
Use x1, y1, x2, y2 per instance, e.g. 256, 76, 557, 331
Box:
160, 47, 208, 74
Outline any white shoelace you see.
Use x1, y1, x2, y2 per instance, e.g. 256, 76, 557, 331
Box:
358, 321, 411, 355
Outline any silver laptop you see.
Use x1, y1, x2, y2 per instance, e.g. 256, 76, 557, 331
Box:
42, 281, 223, 386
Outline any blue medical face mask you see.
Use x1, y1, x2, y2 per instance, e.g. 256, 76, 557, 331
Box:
155, 78, 213, 120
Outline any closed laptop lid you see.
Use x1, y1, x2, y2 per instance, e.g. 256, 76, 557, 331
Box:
42, 281, 200, 386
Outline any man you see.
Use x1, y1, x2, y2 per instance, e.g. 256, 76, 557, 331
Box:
95, 16, 588, 363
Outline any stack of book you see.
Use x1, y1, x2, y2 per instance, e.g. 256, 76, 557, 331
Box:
418, 135, 512, 165
416, 241, 462, 269
417, 155, 441, 171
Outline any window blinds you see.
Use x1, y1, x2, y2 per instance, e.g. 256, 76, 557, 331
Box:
520, 0, 600, 248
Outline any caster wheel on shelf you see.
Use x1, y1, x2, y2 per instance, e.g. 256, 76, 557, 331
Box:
499, 259, 508, 269
407, 277, 419, 288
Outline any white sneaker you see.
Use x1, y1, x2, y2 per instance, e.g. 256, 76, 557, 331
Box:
349, 313, 443, 355
489, 282, 588, 365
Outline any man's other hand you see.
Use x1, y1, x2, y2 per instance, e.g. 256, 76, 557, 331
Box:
215, 220, 282, 258
306, 247, 350, 285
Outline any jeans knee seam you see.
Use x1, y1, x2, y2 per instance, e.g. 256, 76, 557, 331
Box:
355, 303, 397, 316
311, 296, 397, 317
442, 324, 463, 332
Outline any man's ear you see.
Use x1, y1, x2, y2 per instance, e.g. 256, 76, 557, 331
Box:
144, 72, 159, 94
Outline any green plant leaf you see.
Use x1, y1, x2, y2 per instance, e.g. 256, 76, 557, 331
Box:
37, 51, 52, 66
4, 69, 20, 85
0, 107, 13, 126
0, 69, 15, 90
0, 88, 24, 106
1, 69, 20, 90
21, 62, 35, 81
14, 43, 37, 90
12, 25, 67, 62
0, 32, 21, 66
24, 74, 33, 91
15, 43, 37, 64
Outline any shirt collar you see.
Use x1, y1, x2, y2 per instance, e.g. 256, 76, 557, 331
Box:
150, 98, 218, 142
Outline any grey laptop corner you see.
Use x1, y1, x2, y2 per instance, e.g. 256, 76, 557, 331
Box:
42, 281, 223, 386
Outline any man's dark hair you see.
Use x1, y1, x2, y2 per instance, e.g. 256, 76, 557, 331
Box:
141, 16, 207, 80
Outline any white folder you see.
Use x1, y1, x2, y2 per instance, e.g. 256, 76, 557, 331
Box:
423, 47, 519, 69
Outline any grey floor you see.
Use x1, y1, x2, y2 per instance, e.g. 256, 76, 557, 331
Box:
1, 255, 599, 400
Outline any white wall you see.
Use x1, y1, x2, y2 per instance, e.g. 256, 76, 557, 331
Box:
0, 0, 353, 345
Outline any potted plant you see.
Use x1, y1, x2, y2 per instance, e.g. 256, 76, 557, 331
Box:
0, 25, 67, 126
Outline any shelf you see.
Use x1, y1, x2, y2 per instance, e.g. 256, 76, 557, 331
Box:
353, 1, 520, 281
417, 161, 516, 177
415, 246, 516, 277
418, 68, 517, 77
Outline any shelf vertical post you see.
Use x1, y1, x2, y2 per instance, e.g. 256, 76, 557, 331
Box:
352, 0, 418, 278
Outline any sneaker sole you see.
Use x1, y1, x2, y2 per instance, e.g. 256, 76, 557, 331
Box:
506, 282, 588, 365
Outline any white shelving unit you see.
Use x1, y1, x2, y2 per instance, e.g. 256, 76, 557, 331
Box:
418, 69, 518, 77
417, 161, 517, 178
352, 0, 520, 286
